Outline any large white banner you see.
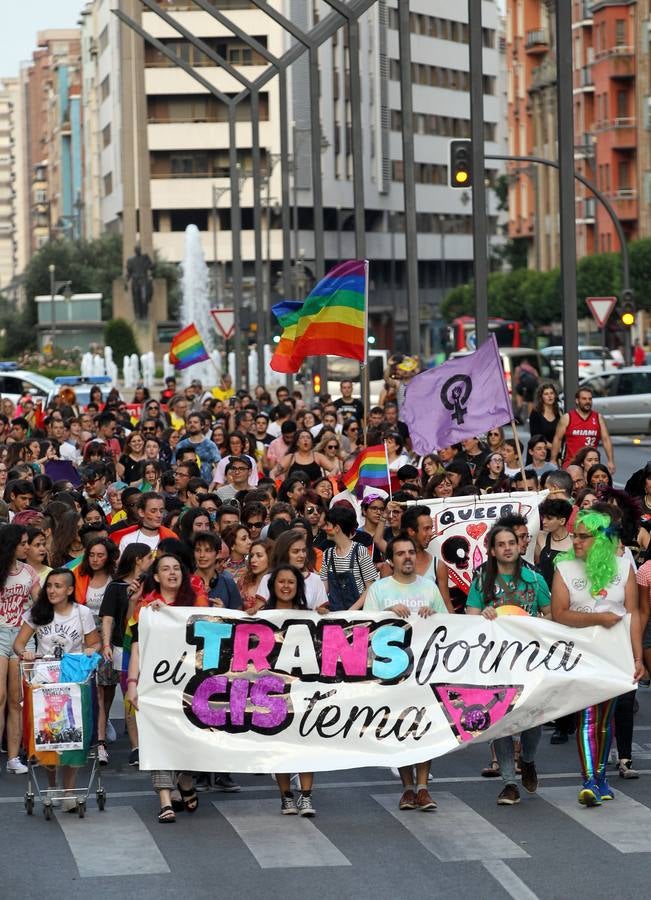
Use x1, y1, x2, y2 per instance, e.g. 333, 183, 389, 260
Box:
423, 491, 547, 595
137, 606, 634, 773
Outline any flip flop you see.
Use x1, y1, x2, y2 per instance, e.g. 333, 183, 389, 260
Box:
177, 782, 199, 813
481, 760, 501, 778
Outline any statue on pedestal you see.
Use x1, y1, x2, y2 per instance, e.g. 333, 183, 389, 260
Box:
125, 244, 154, 319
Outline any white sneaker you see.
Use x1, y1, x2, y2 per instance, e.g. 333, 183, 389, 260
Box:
7, 757, 28, 775
105, 720, 117, 743
97, 743, 109, 766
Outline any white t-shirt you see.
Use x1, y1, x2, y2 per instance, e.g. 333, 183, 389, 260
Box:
118, 529, 160, 554
23, 604, 97, 656
85, 581, 110, 619
364, 575, 447, 613
0, 563, 39, 627
257, 571, 328, 610
556, 556, 629, 616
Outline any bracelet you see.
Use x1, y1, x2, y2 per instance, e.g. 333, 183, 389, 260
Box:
127, 678, 138, 685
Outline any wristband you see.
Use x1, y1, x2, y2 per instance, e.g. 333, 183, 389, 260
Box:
127, 678, 138, 685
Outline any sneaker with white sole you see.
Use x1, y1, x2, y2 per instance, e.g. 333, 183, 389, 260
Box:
6, 757, 28, 775
97, 743, 109, 766
128, 748, 139, 767
105, 720, 117, 743
618, 758, 639, 779
281, 793, 298, 815
297, 793, 316, 817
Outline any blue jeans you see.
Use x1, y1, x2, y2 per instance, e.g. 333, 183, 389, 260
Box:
494, 725, 542, 786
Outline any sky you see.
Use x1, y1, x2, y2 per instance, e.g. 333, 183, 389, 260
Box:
0, 0, 85, 78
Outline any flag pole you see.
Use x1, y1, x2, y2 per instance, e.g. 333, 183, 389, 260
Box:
384, 439, 393, 501
510, 418, 529, 488
361, 259, 370, 446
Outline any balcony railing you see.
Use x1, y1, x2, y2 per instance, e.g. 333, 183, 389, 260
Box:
595, 44, 634, 62
525, 29, 549, 51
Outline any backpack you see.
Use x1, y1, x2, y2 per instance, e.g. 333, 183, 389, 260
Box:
325, 544, 364, 611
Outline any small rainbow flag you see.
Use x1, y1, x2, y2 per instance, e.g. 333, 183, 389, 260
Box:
169, 324, 209, 370
342, 444, 390, 494
270, 259, 368, 374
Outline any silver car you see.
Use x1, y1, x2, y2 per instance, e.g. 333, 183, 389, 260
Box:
578, 366, 651, 434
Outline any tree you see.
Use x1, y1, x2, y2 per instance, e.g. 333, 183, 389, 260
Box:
440, 282, 474, 321
104, 319, 140, 362
576, 252, 618, 316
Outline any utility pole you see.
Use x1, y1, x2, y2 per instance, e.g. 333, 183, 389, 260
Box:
555, 1, 579, 403
468, 0, 489, 346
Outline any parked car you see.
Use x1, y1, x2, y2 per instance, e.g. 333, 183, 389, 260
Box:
577, 366, 651, 434
47, 375, 115, 408
541, 345, 622, 384
0, 368, 55, 405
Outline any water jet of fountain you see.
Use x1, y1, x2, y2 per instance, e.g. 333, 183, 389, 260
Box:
180, 225, 216, 388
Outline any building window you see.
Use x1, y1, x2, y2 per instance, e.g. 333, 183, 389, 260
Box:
616, 90, 628, 119
103, 172, 113, 196
102, 124, 111, 148
100, 75, 110, 101
615, 19, 626, 46
617, 160, 630, 191
99, 26, 109, 53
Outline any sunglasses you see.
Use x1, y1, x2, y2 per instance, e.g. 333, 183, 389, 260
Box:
245, 521, 264, 531
326, 444, 338, 450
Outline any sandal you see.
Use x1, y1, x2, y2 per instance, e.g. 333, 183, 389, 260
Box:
158, 805, 176, 824
481, 760, 501, 778
177, 781, 199, 813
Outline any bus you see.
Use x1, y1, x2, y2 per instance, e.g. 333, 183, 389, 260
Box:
449, 317, 523, 353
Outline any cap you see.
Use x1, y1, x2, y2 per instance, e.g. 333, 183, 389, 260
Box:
397, 356, 418, 373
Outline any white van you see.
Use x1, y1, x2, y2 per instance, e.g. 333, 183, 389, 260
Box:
326, 349, 388, 406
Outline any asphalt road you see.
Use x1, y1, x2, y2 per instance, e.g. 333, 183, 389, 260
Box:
2, 689, 651, 900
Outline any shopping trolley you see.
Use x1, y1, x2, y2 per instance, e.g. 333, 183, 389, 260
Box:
20, 656, 107, 819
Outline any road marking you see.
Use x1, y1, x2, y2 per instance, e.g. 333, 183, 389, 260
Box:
482, 860, 540, 900
213, 799, 351, 869
540, 786, 651, 853
631, 742, 651, 759
373, 792, 529, 862
56, 806, 169, 877
5, 769, 651, 805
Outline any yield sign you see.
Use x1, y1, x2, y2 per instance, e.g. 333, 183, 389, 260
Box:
210, 308, 235, 339
586, 296, 617, 329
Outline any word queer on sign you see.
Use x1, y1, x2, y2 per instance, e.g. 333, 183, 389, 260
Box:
137, 606, 633, 773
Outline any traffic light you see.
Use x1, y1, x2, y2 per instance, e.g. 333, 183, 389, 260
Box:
449, 140, 472, 188
313, 373, 321, 396
620, 290, 635, 328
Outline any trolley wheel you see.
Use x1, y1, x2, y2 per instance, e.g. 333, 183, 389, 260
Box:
77, 801, 86, 818
24, 794, 34, 815
43, 802, 52, 821
96, 790, 106, 811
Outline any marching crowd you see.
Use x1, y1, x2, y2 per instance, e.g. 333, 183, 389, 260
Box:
0, 357, 648, 823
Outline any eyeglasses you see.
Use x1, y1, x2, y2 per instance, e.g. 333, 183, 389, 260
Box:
142, 427, 156, 433
305, 506, 319, 515
245, 521, 264, 531
326, 444, 338, 450
230, 466, 249, 473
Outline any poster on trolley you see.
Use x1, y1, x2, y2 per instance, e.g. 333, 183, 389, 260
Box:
32, 682, 85, 752
136, 605, 634, 773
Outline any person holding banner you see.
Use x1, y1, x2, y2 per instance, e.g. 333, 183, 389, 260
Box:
265, 564, 317, 817
551, 510, 645, 807
467, 525, 551, 806
125, 553, 209, 823
363, 533, 445, 812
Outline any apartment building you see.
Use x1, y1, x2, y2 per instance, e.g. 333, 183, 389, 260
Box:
0, 79, 21, 293
507, 0, 650, 270
78, 0, 502, 351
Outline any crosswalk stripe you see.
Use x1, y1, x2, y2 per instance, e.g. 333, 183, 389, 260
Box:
56, 806, 170, 877
540, 786, 651, 853
482, 860, 540, 900
372, 792, 529, 861
213, 799, 352, 869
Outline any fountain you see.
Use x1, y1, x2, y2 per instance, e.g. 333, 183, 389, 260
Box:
179, 224, 216, 388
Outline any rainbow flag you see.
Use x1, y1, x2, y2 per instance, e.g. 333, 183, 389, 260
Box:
270, 259, 368, 373
169, 324, 209, 370
342, 444, 390, 494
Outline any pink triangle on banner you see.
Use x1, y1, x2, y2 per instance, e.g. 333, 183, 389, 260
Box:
432, 684, 523, 744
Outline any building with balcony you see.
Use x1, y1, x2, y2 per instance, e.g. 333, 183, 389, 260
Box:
0, 79, 21, 293
20, 30, 83, 255
506, 0, 650, 270
80, 0, 504, 353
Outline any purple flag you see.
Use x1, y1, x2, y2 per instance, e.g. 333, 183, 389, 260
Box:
402, 336, 512, 453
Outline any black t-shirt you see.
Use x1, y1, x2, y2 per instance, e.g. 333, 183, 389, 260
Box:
98, 580, 130, 647
334, 397, 364, 420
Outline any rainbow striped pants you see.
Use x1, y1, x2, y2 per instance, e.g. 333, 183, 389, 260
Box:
576, 699, 617, 782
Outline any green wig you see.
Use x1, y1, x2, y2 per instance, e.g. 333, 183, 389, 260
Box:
556, 509, 618, 596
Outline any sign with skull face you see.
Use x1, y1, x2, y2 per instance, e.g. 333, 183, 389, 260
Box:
423, 491, 547, 595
